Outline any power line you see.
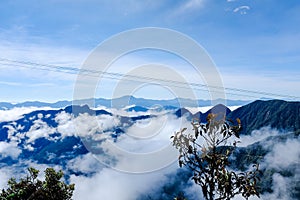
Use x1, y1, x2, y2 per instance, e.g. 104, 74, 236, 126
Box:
0, 58, 299, 100
1, 64, 257, 98
0, 58, 297, 99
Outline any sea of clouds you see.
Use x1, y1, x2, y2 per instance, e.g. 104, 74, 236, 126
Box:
0, 106, 299, 200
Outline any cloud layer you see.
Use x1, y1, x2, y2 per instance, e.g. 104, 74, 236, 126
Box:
0, 105, 299, 199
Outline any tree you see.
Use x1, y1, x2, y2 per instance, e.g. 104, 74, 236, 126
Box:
0, 167, 75, 200
171, 113, 260, 200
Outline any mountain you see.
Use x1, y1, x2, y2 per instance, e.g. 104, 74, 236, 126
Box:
0, 96, 250, 110
174, 104, 232, 122
0, 102, 14, 109
174, 108, 193, 118
228, 99, 300, 135
0, 104, 150, 168
173, 99, 300, 135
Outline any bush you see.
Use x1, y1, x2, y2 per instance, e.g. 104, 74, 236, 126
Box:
171, 114, 260, 200
0, 167, 74, 200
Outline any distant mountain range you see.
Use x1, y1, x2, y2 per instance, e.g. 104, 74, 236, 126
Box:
0, 99, 298, 166
0, 96, 250, 110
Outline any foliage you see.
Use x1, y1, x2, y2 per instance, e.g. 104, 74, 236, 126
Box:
171, 113, 261, 200
0, 167, 75, 200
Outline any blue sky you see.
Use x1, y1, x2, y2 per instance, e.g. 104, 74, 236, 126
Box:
0, 0, 299, 102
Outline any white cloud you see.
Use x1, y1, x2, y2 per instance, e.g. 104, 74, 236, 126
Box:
185, 105, 241, 114
3, 123, 25, 143
259, 173, 295, 200
37, 113, 43, 119
0, 141, 21, 159
91, 113, 189, 173
0, 107, 55, 122
24, 144, 35, 151
0, 81, 22, 86
0, 39, 86, 71
41, 114, 300, 199
182, 0, 205, 11
236, 126, 281, 147
221, 71, 300, 101
233, 5, 250, 15
170, 0, 206, 17
117, 114, 186, 152
70, 165, 176, 200
67, 153, 103, 174
0, 167, 14, 189
242, 130, 300, 200
55, 112, 120, 139
26, 119, 56, 143
0, 81, 56, 88
55, 111, 76, 138
0, 32, 89, 102
264, 138, 300, 170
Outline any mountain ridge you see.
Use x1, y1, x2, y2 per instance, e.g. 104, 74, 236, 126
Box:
0, 96, 251, 110
227, 99, 300, 134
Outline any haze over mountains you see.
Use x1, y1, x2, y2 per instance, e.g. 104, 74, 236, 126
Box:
0, 96, 250, 110
0, 98, 299, 199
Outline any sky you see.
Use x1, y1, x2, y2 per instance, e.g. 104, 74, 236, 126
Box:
0, 0, 299, 102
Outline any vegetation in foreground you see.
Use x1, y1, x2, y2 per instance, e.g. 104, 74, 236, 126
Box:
0, 167, 74, 200
172, 113, 261, 200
